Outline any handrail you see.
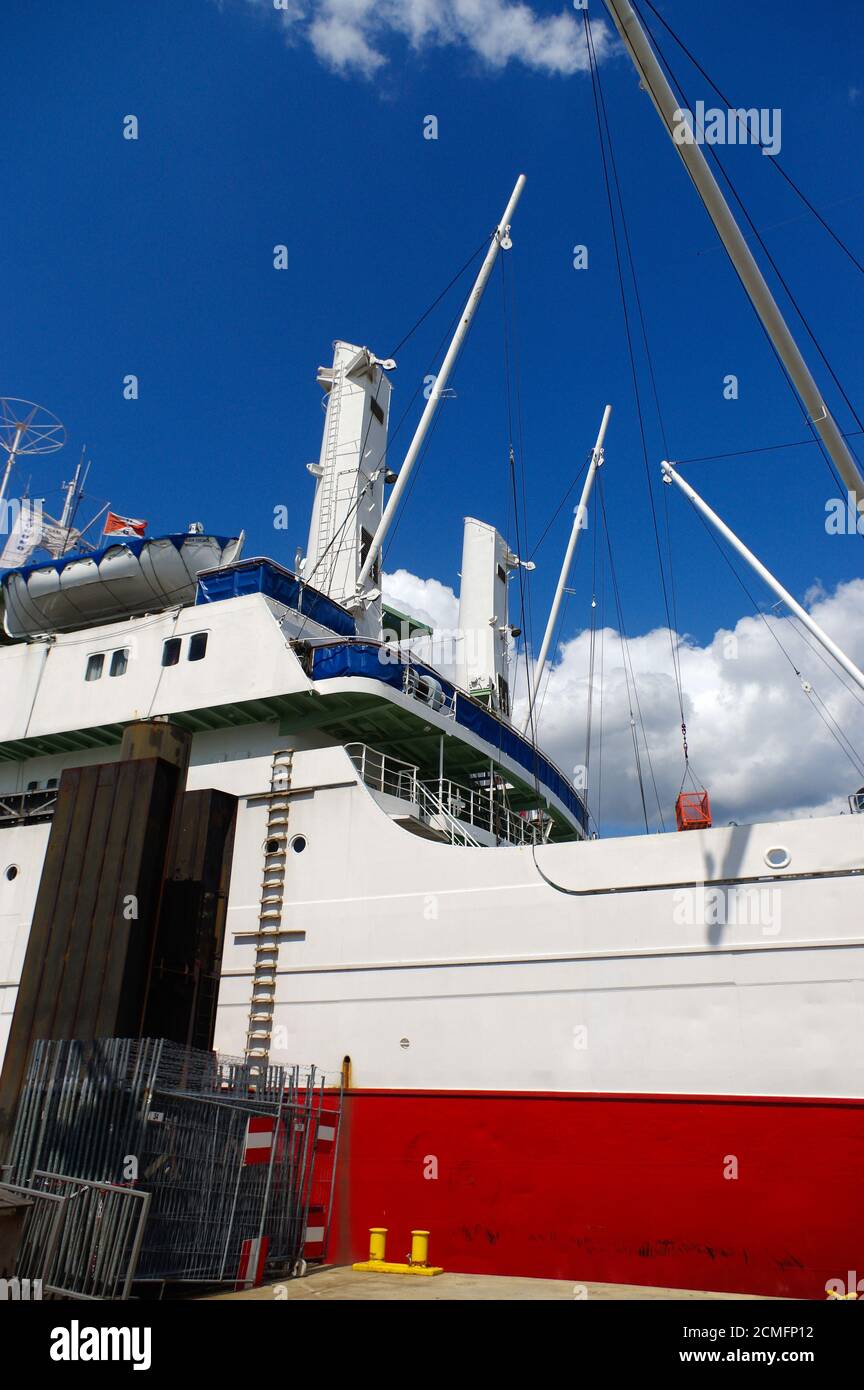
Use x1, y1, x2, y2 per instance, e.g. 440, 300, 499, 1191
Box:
345, 742, 543, 847
0, 789, 58, 825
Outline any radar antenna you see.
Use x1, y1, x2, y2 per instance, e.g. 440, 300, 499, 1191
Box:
0, 397, 66, 508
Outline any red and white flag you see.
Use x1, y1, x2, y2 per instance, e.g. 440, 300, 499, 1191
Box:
103, 511, 147, 538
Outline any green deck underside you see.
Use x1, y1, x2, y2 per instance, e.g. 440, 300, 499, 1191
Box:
0, 688, 578, 840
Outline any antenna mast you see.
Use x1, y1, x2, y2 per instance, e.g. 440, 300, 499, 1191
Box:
0, 398, 66, 509
523, 404, 611, 734
355, 174, 527, 596
603, 0, 864, 515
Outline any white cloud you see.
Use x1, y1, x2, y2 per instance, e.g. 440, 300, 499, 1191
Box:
252, 0, 614, 79
384, 569, 864, 833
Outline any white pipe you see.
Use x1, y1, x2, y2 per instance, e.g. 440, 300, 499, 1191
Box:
355, 175, 527, 594
662, 461, 864, 695
603, 0, 864, 515
523, 405, 612, 733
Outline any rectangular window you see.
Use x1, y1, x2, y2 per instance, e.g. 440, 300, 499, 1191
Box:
188, 632, 208, 661
85, 653, 104, 681
370, 397, 385, 426
162, 638, 181, 667
360, 528, 380, 586
109, 648, 129, 677
497, 675, 510, 717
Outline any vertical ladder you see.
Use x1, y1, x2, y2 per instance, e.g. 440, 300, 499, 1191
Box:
245, 748, 294, 1079
315, 371, 344, 563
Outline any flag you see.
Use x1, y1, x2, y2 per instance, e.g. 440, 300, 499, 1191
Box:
36, 515, 82, 558
0, 503, 44, 569
104, 511, 147, 538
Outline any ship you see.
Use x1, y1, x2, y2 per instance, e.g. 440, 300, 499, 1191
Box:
0, 0, 862, 1299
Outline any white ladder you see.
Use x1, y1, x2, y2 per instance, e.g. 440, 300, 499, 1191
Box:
316, 372, 344, 560
245, 748, 294, 1077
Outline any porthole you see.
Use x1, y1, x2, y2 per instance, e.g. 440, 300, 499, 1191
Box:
291, 835, 307, 854
5, 865, 19, 882
265, 837, 282, 856
399, 1037, 410, 1049
764, 846, 791, 870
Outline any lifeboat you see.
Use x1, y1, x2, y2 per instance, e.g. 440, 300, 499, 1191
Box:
1, 532, 243, 639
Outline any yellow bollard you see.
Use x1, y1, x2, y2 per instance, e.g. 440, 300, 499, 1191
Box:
353, 1225, 442, 1276
410, 1230, 430, 1266
368, 1227, 388, 1262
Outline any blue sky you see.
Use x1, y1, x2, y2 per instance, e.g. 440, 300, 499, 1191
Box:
4, 0, 863, 662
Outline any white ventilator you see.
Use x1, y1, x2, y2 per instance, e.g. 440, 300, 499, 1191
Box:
455, 518, 519, 717
303, 342, 394, 634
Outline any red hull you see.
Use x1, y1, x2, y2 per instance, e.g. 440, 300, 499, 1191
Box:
331, 1089, 864, 1298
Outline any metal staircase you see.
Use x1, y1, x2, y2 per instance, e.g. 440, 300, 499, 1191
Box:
245, 748, 294, 1078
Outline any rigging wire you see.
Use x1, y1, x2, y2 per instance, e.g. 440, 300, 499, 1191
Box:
499, 251, 540, 785
630, 2, 864, 510
686, 499, 864, 780
583, 14, 687, 726
637, 0, 864, 279
528, 452, 591, 561
584, 10, 688, 798
597, 470, 667, 831
677, 430, 864, 466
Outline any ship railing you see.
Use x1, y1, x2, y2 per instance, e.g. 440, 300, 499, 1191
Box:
401, 665, 456, 718
0, 788, 59, 827
345, 743, 542, 847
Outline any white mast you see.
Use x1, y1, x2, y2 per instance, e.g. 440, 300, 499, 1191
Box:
603, 0, 864, 516
523, 404, 612, 734
662, 461, 864, 695
354, 174, 527, 597
59, 452, 86, 531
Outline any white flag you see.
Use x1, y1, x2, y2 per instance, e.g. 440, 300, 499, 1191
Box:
0, 502, 44, 569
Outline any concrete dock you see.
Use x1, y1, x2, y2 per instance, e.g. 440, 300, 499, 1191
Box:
207, 1267, 772, 1301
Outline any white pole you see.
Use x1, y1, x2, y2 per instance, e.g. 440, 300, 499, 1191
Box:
355, 175, 527, 595
59, 453, 84, 530
603, 0, 864, 516
662, 461, 864, 695
0, 425, 25, 509
523, 405, 612, 734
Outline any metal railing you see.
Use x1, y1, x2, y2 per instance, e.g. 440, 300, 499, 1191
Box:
5, 1038, 342, 1289
346, 742, 543, 847
0, 788, 58, 826
401, 665, 457, 717
0, 1173, 150, 1300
